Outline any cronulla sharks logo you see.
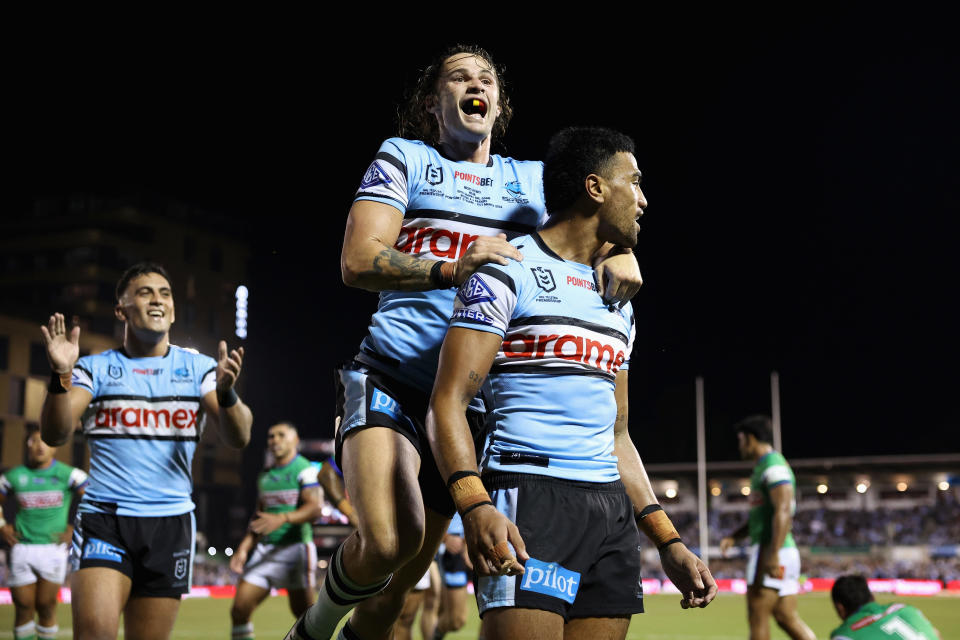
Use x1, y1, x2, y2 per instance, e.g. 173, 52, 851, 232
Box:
457, 274, 497, 306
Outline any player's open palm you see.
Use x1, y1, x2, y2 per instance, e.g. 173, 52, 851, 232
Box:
216, 341, 244, 392
453, 233, 523, 285
660, 542, 718, 609
40, 313, 80, 374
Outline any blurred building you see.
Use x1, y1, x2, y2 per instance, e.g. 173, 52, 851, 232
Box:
0, 194, 251, 546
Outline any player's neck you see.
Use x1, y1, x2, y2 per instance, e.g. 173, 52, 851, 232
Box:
436, 135, 491, 165
274, 452, 297, 468
28, 459, 55, 470
537, 214, 605, 266
753, 443, 774, 461
123, 328, 170, 358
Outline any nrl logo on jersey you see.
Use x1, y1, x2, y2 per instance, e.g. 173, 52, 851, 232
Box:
457, 274, 497, 306
108, 365, 123, 379
531, 267, 556, 293
425, 163, 444, 186
360, 162, 392, 189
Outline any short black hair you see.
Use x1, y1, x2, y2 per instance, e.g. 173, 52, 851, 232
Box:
25, 423, 41, 439
733, 415, 773, 444
116, 262, 172, 302
831, 575, 874, 613
268, 422, 299, 436
543, 126, 635, 215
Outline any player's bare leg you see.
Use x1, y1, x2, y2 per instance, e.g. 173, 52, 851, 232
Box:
291, 427, 425, 639
564, 616, 631, 640
288, 588, 317, 618
436, 584, 468, 637
420, 562, 441, 640
746, 585, 779, 640
348, 508, 450, 640
123, 596, 181, 640
393, 589, 424, 640
34, 577, 62, 638
230, 580, 271, 639
71, 568, 131, 640
11, 581, 37, 638
482, 608, 564, 640
772, 594, 816, 640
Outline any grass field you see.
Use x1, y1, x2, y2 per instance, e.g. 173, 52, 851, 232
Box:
2, 593, 959, 638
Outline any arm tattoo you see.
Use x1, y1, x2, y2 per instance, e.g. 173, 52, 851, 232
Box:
462, 370, 485, 405
354, 247, 436, 290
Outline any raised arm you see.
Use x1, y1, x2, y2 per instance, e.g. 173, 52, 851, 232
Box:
340, 200, 522, 292
202, 341, 253, 448
426, 326, 527, 576
613, 371, 716, 609
39, 313, 92, 446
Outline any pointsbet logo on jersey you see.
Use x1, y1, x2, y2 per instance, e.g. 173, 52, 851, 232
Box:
520, 558, 581, 603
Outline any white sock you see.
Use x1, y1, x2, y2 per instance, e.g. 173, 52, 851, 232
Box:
302, 545, 391, 639
36, 624, 57, 640
14, 621, 36, 640
232, 622, 255, 639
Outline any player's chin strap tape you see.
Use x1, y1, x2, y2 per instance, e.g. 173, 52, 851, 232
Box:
48, 371, 72, 394
447, 470, 493, 518
636, 504, 683, 551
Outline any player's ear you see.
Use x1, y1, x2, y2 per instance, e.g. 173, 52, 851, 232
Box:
585, 173, 605, 204
425, 93, 439, 115
114, 302, 127, 322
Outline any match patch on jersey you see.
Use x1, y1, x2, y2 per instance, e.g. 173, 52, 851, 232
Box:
83, 537, 125, 563
369, 388, 401, 420
762, 465, 792, 486
519, 558, 581, 603
457, 274, 497, 306
360, 162, 392, 189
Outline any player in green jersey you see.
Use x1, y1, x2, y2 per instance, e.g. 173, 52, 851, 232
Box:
830, 575, 941, 639
229, 423, 324, 639
721, 415, 815, 640
0, 425, 88, 640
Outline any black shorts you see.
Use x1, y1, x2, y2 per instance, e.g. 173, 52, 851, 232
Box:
72, 511, 195, 598
475, 473, 644, 620
441, 547, 469, 588
335, 360, 486, 517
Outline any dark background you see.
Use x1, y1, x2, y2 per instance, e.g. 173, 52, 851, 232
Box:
8, 12, 958, 464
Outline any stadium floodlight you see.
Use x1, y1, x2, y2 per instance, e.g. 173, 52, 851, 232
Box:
896, 481, 908, 492
665, 488, 677, 499
856, 482, 868, 494
710, 486, 722, 497
740, 486, 751, 496
235, 285, 249, 339
816, 484, 828, 494
939, 481, 950, 491
225, 547, 234, 557
319, 559, 329, 570
207, 546, 216, 556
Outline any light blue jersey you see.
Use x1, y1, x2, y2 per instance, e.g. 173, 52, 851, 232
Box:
353, 137, 546, 395
449, 234, 635, 483
447, 512, 463, 537
71, 346, 217, 517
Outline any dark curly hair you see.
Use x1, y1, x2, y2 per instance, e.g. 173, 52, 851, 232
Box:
733, 415, 774, 445
116, 262, 172, 301
831, 575, 874, 613
398, 44, 513, 145
543, 127, 635, 214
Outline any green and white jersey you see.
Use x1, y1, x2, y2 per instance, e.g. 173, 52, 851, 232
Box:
0, 461, 88, 544
257, 455, 319, 546
831, 602, 939, 640
748, 450, 796, 548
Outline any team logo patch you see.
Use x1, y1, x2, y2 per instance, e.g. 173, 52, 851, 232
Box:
174, 557, 188, 579
369, 388, 401, 420
531, 267, 556, 293
520, 558, 581, 604
83, 537, 124, 563
457, 274, 497, 305
108, 365, 123, 379
360, 162, 391, 189
425, 163, 444, 186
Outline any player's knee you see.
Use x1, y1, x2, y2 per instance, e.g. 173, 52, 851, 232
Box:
359, 525, 423, 571
450, 610, 468, 630
772, 606, 796, 628
35, 599, 57, 620
230, 601, 252, 624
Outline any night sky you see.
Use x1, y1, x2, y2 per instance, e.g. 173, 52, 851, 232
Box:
9, 13, 958, 465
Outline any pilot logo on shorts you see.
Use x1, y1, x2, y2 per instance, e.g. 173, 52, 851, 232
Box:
108, 365, 123, 379
174, 558, 188, 580
425, 164, 444, 186
520, 558, 581, 604
531, 267, 556, 293
457, 274, 497, 306
369, 388, 401, 421
83, 538, 124, 563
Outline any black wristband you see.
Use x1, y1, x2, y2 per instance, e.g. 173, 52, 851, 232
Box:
636, 504, 664, 521
218, 388, 239, 408
48, 371, 68, 394
459, 500, 494, 518
657, 537, 683, 551
429, 260, 447, 288
446, 470, 481, 488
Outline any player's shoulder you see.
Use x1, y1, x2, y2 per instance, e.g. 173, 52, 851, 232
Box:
168, 345, 217, 370
379, 137, 430, 161
76, 348, 122, 370
493, 152, 543, 171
